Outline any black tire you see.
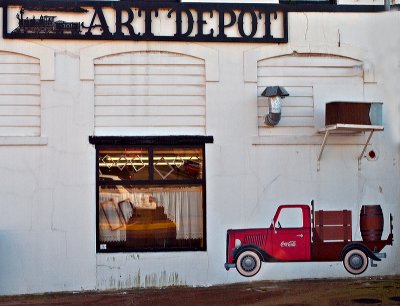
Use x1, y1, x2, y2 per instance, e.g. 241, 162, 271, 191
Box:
236, 250, 262, 277
343, 248, 368, 275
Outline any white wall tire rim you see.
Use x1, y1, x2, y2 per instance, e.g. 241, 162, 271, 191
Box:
343, 249, 368, 275
236, 250, 261, 277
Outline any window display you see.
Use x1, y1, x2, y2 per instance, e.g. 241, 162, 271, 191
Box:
96, 145, 206, 252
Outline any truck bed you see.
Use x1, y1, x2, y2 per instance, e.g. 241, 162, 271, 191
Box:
311, 238, 392, 261
311, 206, 393, 261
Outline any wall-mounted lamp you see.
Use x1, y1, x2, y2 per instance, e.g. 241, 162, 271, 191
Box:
261, 86, 289, 126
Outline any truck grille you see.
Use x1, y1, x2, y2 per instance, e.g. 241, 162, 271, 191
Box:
244, 234, 266, 246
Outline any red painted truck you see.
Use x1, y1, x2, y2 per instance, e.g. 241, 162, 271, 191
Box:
224, 201, 393, 277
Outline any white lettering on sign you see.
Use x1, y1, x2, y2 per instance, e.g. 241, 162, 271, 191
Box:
280, 240, 296, 247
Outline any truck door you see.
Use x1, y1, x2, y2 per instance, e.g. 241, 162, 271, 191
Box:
272, 206, 311, 261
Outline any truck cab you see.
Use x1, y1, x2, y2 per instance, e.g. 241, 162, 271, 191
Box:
270, 205, 311, 261
225, 205, 312, 276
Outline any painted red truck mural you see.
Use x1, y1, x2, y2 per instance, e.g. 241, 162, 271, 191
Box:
224, 201, 393, 277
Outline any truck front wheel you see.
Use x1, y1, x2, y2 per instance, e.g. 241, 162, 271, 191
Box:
236, 250, 261, 277
343, 249, 368, 275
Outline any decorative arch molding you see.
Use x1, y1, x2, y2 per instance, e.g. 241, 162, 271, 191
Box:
0, 40, 55, 80
80, 42, 219, 82
244, 43, 375, 83
247, 42, 378, 146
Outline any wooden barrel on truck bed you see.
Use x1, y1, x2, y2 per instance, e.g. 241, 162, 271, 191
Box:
360, 205, 384, 242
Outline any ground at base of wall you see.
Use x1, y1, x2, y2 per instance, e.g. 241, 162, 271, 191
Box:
0, 277, 399, 306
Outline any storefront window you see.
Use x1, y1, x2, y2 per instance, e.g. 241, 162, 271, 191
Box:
95, 141, 208, 252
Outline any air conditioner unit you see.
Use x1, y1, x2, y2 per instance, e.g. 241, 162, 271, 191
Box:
325, 101, 382, 126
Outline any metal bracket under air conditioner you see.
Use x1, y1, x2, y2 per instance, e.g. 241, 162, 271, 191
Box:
317, 124, 384, 171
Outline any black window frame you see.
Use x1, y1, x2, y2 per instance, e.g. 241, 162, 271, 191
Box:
279, 0, 336, 4
90, 135, 213, 253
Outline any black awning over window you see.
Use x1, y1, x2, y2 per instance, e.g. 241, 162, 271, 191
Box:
89, 135, 214, 146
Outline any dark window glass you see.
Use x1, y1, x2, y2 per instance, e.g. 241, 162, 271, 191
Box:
99, 148, 149, 181
96, 145, 206, 252
153, 148, 203, 181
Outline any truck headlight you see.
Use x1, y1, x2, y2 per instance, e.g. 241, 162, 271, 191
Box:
235, 239, 242, 248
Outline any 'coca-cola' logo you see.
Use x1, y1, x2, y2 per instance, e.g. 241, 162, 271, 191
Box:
280, 240, 296, 247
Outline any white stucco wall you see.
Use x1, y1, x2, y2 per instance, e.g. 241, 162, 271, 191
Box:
0, 7, 399, 295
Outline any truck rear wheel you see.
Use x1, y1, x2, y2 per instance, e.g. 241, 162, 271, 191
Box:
343, 249, 368, 275
236, 250, 261, 277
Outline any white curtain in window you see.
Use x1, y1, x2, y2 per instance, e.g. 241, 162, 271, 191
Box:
153, 190, 203, 240
99, 188, 203, 240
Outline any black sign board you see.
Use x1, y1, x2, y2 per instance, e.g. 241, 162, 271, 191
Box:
2, 0, 288, 43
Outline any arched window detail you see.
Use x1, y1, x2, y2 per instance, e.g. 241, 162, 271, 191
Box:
93, 51, 207, 136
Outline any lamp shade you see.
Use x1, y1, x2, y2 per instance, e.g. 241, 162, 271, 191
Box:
261, 86, 289, 97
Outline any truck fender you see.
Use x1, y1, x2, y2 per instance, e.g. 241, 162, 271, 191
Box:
340, 242, 381, 261
233, 244, 277, 263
